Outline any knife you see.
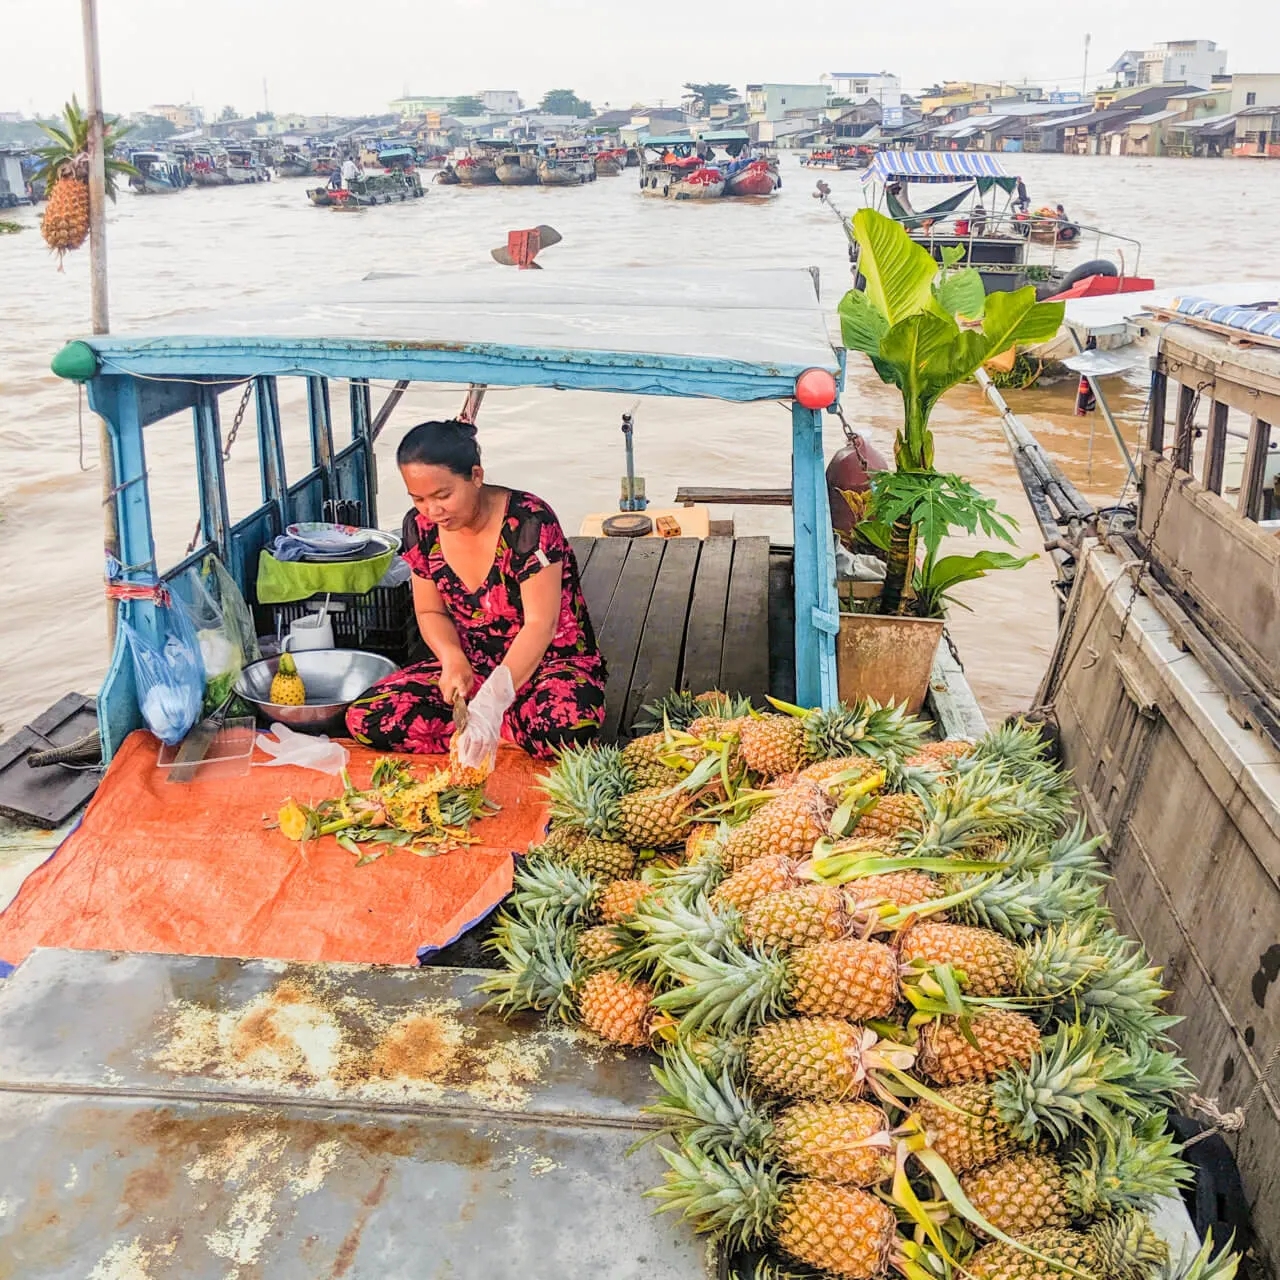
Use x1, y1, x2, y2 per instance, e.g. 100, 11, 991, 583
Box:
452, 692, 469, 735
166, 693, 235, 784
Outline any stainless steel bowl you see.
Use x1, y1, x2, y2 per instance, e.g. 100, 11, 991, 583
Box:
235, 650, 398, 735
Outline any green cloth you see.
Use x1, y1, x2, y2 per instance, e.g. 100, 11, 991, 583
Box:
256, 549, 396, 604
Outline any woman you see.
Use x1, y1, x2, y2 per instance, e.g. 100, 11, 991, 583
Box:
345, 420, 606, 761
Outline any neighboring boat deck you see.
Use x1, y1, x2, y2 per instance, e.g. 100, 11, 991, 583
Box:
568, 535, 793, 742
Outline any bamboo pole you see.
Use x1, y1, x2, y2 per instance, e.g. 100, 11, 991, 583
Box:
81, 0, 120, 648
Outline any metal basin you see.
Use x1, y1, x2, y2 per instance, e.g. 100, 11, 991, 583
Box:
235, 650, 398, 735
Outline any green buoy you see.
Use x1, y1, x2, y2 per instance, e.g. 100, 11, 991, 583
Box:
51, 341, 98, 382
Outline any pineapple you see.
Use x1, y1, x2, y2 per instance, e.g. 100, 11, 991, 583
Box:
917, 1009, 1042, 1085
618, 785, 692, 849
845, 870, 945, 912
914, 1024, 1184, 1175
646, 1044, 891, 1186
650, 1143, 898, 1280
656, 936, 900, 1032
446, 735, 494, 788
965, 1211, 1168, 1280
746, 1017, 915, 1101
740, 698, 928, 778
565, 837, 638, 883
899, 922, 1022, 997
741, 885, 857, 951
905, 739, 976, 771
33, 98, 136, 265
724, 781, 834, 870
798, 756, 887, 790
961, 1117, 1188, 1237
576, 969, 655, 1046
575, 924, 625, 965
710, 854, 808, 912
622, 733, 684, 789
507, 857, 652, 931
850, 792, 925, 842
269, 652, 307, 705
684, 822, 723, 863
598, 877, 655, 924
539, 743, 633, 838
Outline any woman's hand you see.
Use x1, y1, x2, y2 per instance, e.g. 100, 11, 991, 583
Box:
438, 655, 476, 705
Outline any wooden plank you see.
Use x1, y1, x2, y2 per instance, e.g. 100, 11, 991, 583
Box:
597, 540, 667, 743
623, 539, 701, 734
1148, 368, 1167, 455
720, 537, 771, 704
680, 537, 734, 695
577, 536, 629, 629
674, 487, 792, 507
1203, 400, 1229, 495
1237, 416, 1272, 520
568, 535, 596, 576
1173, 383, 1197, 472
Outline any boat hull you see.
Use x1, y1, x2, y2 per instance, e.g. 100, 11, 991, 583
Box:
594, 158, 622, 177
537, 161, 591, 186
276, 161, 315, 178
190, 171, 232, 187
456, 162, 498, 186
496, 163, 538, 186
640, 169, 725, 199
724, 164, 778, 197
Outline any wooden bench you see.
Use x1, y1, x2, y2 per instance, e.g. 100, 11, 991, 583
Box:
673, 486, 793, 507
568, 535, 793, 742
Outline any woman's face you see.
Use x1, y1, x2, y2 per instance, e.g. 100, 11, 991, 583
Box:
401, 462, 483, 530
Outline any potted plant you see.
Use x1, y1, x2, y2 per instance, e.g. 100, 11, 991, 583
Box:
833, 209, 1064, 711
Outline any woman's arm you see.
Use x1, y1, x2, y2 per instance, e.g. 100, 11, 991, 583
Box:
501, 562, 563, 690
412, 574, 475, 700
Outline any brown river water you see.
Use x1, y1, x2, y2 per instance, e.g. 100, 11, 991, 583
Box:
2, 154, 1277, 732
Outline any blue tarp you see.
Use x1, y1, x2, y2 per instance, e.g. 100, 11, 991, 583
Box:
1172, 296, 1280, 340
862, 150, 1010, 183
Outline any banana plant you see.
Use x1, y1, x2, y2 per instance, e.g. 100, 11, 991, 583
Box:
837, 209, 1063, 614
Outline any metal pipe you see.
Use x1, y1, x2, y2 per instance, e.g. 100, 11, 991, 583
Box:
1068, 329, 1139, 484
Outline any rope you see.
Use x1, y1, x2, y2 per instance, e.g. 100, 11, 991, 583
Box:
1184, 1041, 1280, 1148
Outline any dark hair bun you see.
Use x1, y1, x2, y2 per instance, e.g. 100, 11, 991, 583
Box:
396, 419, 482, 477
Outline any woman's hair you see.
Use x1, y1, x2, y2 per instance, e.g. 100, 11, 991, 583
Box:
396, 419, 481, 477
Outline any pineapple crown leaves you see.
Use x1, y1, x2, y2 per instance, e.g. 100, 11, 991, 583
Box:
1160, 1232, 1240, 1280
644, 1043, 774, 1157
990, 1023, 1153, 1144
476, 912, 578, 1021
947, 867, 1107, 940
538, 743, 633, 838
646, 1141, 779, 1252
34, 97, 138, 199
997, 820, 1110, 883
652, 939, 792, 1035
1066, 1113, 1192, 1220
641, 844, 728, 906
509, 856, 601, 928
1110, 1041, 1198, 1113
764, 694, 930, 765
622, 894, 743, 983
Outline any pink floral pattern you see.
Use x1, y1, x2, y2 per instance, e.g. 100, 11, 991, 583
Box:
345, 491, 606, 758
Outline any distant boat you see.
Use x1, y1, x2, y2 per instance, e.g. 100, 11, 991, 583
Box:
455, 155, 498, 186
594, 149, 625, 177
495, 148, 538, 185
276, 150, 317, 178
537, 155, 593, 186
129, 151, 188, 194
723, 158, 779, 198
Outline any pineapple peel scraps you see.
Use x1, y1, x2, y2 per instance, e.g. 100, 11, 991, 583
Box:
269, 755, 500, 863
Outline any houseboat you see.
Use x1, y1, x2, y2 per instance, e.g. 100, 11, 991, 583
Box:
127, 150, 189, 194
537, 143, 595, 185
225, 146, 271, 184
0, 149, 33, 208
306, 166, 425, 206
800, 143, 872, 170
454, 150, 499, 185
638, 136, 725, 199
276, 147, 317, 178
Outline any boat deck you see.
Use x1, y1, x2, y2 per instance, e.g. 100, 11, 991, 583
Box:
568, 535, 793, 743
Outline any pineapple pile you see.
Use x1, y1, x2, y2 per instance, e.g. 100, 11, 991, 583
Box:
481, 692, 1241, 1280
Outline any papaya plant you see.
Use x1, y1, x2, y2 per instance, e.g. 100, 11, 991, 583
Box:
836, 208, 1064, 615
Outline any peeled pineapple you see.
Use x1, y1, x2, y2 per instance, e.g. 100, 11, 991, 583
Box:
269, 652, 307, 705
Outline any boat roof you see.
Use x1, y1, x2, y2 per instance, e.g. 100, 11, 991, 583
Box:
700, 130, 751, 143
1063, 280, 1280, 339
862, 150, 1010, 183
68, 268, 839, 403
641, 134, 695, 147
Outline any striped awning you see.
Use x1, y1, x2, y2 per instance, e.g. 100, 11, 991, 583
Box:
863, 150, 1009, 183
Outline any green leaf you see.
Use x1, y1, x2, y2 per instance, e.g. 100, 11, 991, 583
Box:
934, 268, 986, 321
980, 287, 1065, 357
940, 244, 966, 269
916, 550, 1036, 616
850, 207, 939, 326
837, 289, 890, 358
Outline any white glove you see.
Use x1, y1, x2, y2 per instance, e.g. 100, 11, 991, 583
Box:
455, 666, 516, 768
256, 723, 350, 775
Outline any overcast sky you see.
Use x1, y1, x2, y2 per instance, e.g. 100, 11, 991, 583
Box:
5, 0, 1274, 118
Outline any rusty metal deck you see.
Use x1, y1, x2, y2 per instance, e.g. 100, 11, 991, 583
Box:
0, 949, 708, 1278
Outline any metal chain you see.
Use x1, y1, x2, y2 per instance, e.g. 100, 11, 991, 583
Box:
186, 381, 255, 555
1113, 445, 1176, 647
1184, 1040, 1280, 1148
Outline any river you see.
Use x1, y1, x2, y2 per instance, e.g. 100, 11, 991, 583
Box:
1, 153, 1277, 733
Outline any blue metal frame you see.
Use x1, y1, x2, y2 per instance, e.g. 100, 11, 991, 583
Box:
78, 331, 843, 759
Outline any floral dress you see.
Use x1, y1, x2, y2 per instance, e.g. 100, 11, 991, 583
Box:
345, 490, 607, 758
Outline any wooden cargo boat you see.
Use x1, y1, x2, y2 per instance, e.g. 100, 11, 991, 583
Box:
128, 151, 188, 194
307, 169, 425, 206
455, 155, 499, 185
494, 146, 538, 185
723, 157, 778, 197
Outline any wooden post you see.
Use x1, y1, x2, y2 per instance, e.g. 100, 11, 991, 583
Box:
1203, 400, 1229, 495
1238, 417, 1272, 520
1147, 365, 1167, 455
1173, 383, 1197, 472
82, 0, 120, 650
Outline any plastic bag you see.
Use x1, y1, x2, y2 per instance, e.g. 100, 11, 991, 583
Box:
173, 557, 261, 713
256, 723, 349, 775
122, 600, 206, 746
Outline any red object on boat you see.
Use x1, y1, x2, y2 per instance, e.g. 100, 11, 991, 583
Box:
1045, 274, 1156, 301
724, 160, 777, 197
795, 367, 838, 409
685, 167, 723, 186
826, 430, 890, 538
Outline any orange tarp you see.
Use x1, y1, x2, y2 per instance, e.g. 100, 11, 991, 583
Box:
0, 731, 548, 970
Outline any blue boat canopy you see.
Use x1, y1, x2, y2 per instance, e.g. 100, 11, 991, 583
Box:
72, 267, 839, 403
700, 130, 751, 143
862, 150, 1011, 183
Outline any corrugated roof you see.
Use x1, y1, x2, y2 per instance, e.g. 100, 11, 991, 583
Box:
1130, 109, 1184, 125
862, 150, 1009, 182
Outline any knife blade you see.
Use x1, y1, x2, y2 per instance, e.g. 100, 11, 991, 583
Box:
452, 692, 469, 734
166, 693, 235, 784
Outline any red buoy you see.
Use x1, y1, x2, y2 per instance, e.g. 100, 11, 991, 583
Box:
795, 367, 838, 409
